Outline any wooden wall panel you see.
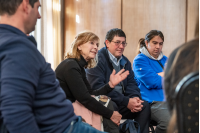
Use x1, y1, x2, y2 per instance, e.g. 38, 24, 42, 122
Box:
64, 0, 198, 63
64, 0, 76, 56
187, 0, 199, 41
122, 0, 186, 64
64, 0, 121, 56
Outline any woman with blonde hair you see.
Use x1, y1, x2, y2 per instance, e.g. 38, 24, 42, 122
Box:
55, 31, 129, 132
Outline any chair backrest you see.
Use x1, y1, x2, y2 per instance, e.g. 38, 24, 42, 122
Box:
174, 71, 199, 133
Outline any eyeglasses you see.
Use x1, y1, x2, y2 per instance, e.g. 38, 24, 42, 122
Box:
111, 41, 127, 47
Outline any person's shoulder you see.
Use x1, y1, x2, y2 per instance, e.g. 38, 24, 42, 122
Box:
59, 58, 80, 70
2, 34, 37, 52
163, 55, 168, 60
97, 47, 108, 63
61, 58, 78, 66
98, 47, 107, 56
0, 35, 41, 61
134, 53, 148, 61
122, 55, 130, 63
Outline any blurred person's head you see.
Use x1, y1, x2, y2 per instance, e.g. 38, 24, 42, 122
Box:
137, 30, 164, 59
164, 40, 199, 112
0, 0, 41, 34
104, 28, 127, 59
66, 31, 100, 68
164, 40, 199, 133
164, 16, 199, 133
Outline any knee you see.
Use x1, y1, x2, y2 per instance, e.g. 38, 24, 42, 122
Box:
157, 116, 170, 130
110, 100, 119, 111
138, 101, 151, 121
142, 101, 151, 114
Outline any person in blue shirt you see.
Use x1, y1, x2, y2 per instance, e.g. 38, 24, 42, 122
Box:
0, 0, 106, 133
133, 30, 170, 133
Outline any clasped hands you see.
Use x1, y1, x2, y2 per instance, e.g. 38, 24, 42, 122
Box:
110, 97, 144, 126
127, 97, 144, 113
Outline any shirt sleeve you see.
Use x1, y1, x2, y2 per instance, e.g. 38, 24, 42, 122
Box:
133, 56, 162, 90
1, 40, 41, 133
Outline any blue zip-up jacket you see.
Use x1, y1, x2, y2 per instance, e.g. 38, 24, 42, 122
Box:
133, 53, 167, 103
86, 47, 141, 107
0, 24, 77, 133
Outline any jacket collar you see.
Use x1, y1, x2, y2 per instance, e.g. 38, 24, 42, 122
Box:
139, 46, 163, 60
0, 24, 27, 37
0, 24, 37, 47
76, 55, 88, 68
27, 35, 37, 47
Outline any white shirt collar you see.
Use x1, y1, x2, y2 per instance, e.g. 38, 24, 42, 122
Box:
107, 50, 122, 66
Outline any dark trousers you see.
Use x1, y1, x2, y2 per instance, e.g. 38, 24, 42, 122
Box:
99, 100, 119, 133
113, 101, 151, 133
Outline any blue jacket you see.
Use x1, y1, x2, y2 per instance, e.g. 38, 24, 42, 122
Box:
0, 24, 77, 133
86, 47, 141, 107
133, 53, 167, 103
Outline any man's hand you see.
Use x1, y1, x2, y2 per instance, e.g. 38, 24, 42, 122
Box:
127, 97, 144, 113
109, 69, 129, 88
110, 111, 122, 126
157, 72, 164, 77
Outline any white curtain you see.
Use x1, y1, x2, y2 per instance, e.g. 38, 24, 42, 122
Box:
34, 0, 63, 70
52, 0, 62, 69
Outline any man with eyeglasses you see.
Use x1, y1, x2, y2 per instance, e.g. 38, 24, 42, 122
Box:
86, 28, 150, 133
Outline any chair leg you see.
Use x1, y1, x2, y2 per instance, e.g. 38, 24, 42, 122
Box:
149, 124, 156, 133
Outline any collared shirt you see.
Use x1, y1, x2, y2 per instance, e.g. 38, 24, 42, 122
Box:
107, 50, 122, 66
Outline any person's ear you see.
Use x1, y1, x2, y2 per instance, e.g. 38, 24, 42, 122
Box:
105, 40, 110, 48
78, 45, 82, 50
22, 0, 30, 14
145, 40, 148, 47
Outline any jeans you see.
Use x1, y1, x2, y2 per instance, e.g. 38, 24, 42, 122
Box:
151, 101, 170, 133
63, 116, 107, 133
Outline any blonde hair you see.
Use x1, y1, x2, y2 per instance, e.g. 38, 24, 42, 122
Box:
65, 31, 99, 68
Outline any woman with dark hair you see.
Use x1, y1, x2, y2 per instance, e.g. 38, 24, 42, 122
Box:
132, 30, 170, 133
164, 22, 199, 132
165, 40, 199, 133
55, 31, 129, 132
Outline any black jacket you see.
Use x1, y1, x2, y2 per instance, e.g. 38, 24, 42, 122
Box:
55, 55, 114, 118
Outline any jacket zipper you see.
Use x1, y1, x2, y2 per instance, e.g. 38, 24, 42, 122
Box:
120, 63, 127, 94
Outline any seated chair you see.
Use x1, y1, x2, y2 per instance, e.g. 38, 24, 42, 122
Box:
149, 120, 157, 133
174, 71, 199, 133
